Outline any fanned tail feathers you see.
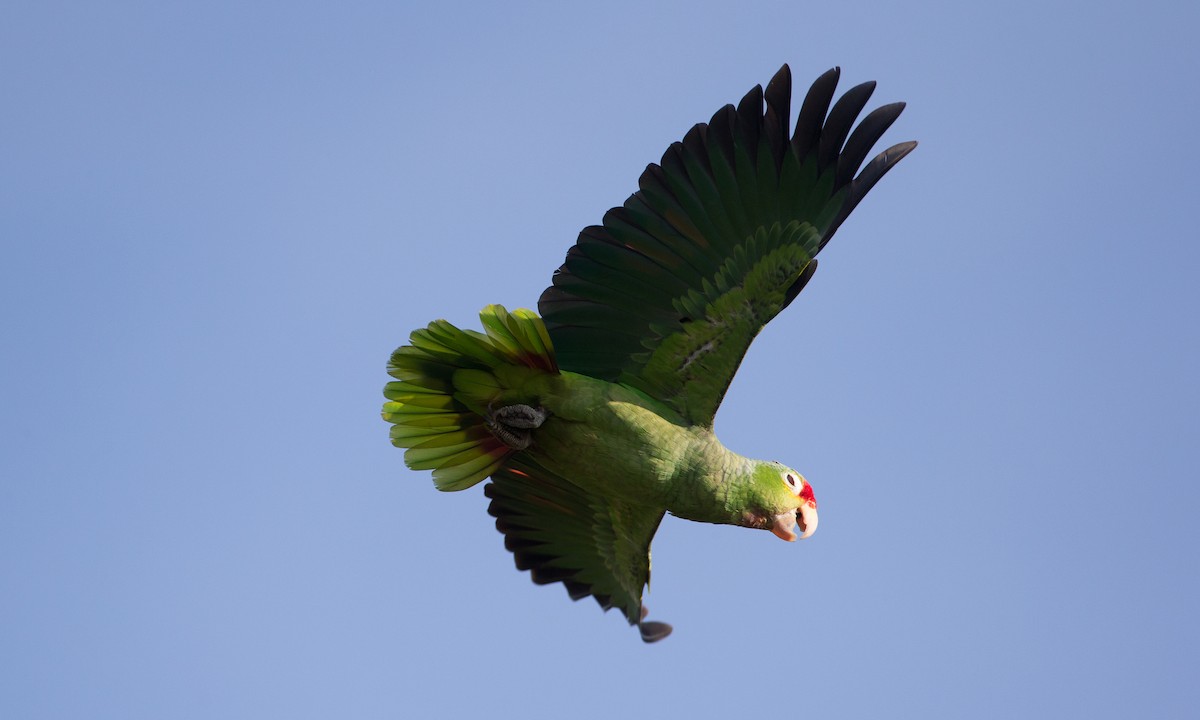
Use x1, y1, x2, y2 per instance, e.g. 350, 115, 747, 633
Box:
383, 305, 558, 491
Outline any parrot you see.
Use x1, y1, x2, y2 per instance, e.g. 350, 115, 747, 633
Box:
382, 65, 915, 642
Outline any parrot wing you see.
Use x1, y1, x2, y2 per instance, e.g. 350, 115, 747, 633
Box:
485, 456, 669, 640
539, 65, 915, 426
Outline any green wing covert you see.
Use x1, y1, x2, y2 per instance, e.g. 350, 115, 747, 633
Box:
538, 65, 915, 426
485, 457, 670, 641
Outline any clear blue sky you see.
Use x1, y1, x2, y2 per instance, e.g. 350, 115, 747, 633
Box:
2, 1, 1197, 718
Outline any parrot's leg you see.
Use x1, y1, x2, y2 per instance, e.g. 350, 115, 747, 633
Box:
638, 605, 673, 643
485, 404, 547, 450
491, 404, 547, 429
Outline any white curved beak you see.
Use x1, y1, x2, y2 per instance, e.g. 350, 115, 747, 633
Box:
770, 502, 819, 542
771, 513, 798, 542
797, 501, 818, 539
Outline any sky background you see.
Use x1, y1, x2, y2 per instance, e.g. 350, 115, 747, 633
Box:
2, 1, 1198, 718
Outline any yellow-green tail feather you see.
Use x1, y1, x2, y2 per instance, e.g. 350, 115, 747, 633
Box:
383, 305, 558, 491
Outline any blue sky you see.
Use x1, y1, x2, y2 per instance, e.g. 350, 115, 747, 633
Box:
2, 1, 1198, 717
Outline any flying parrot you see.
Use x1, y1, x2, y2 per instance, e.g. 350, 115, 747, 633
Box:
383, 65, 915, 642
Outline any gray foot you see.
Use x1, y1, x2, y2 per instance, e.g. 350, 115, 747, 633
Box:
491, 404, 547, 429
485, 403, 547, 450
638, 605, 673, 643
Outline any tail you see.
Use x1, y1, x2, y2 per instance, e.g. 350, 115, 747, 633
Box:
383, 304, 558, 491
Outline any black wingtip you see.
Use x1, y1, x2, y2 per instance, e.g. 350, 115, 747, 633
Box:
818, 80, 877, 172
827, 139, 918, 241
764, 64, 793, 167
736, 83, 765, 152
792, 67, 842, 162
766, 64, 792, 100
836, 101, 909, 189
853, 139, 918, 199
890, 138, 919, 158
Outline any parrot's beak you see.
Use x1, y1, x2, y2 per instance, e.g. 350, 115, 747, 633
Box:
770, 513, 798, 541
770, 502, 818, 542
797, 500, 818, 539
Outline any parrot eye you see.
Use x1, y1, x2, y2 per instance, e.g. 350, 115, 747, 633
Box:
782, 472, 803, 497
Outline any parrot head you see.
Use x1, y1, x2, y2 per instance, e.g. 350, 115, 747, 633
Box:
739, 462, 819, 542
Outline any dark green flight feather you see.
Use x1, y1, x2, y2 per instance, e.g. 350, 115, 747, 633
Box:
539, 65, 915, 427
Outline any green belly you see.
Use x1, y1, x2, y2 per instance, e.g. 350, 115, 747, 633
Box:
517, 371, 693, 504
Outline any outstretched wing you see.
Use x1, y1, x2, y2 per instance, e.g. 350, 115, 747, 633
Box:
539, 65, 915, 426
485, 456, 670, 641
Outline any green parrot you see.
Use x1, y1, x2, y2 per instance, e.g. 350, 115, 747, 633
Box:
383, 65, 915, 642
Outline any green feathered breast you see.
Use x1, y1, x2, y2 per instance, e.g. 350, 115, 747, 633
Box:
383, 65, 915, 642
